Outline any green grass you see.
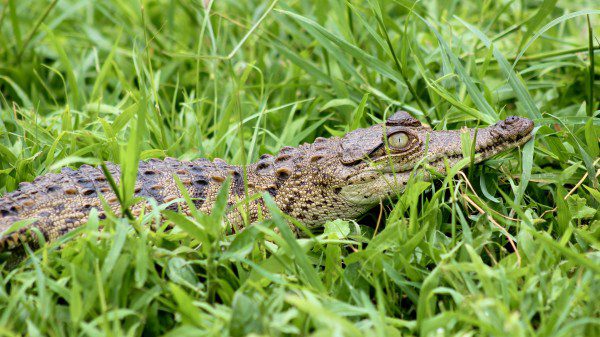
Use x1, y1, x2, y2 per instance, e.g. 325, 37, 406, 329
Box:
0, 0, 599, 335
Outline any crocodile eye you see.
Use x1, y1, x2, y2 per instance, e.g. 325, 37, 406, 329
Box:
388, 132, 409, 149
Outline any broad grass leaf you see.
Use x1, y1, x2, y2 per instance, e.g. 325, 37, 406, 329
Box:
455, 16, 542, 120
278, 10, 409, 90
514, 10, 600, 65
415, 14, 497, 124
518, 0, 558, 50
168, 283, 205, 327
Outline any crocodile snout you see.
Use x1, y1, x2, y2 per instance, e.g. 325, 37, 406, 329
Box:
491, 116, 534, 140
500, 116, 533, 134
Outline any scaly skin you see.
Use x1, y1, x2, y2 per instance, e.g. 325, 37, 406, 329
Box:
0, 112, 534, 252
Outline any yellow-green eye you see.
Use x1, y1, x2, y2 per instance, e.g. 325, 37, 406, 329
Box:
388, 132, 409, 149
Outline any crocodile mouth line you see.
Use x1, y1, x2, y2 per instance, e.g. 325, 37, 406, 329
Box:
373, 131, 533, 176
427, 132, 533, 168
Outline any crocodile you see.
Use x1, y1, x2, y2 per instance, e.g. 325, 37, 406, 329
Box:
0, 112, 534, 254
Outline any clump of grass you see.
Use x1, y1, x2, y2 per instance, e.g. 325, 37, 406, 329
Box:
0, 0, 599, 335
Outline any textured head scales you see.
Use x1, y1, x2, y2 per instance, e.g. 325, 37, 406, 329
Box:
340, 111, 426, 164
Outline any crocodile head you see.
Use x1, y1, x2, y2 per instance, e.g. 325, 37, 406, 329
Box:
336, 112, 534, 206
